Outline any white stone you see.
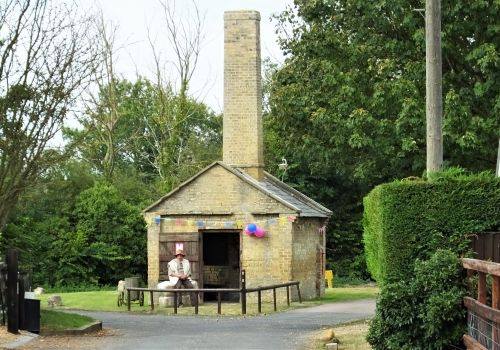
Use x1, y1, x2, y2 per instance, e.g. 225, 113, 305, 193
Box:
47, 295, 62, 307
325, 343, 338, 350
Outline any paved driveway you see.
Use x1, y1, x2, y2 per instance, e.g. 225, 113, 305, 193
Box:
24, 299, 376, 350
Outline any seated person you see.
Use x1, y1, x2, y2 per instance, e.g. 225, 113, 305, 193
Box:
168, 249, 196, 307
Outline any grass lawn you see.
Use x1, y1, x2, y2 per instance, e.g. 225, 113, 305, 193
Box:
38, 285, 378, 316
332, 320, 371, 350
321, 286, 379, 303
40, 309, 96, 332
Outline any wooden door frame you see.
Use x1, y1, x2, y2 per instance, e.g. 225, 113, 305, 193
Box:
198, 229, 242, 291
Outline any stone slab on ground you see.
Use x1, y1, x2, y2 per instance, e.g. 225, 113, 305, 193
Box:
0, 329, 38, 350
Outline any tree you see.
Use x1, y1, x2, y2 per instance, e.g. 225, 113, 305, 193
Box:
267, 0, 499, 276
0, 0, 98, 230
65, 78, 222, 192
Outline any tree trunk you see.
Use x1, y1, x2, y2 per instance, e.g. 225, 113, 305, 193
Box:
496, 138, 500, 177
425, 0, 443, 173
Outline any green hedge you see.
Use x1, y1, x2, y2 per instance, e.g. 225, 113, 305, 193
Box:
363, 169, 500, 349
363, 170, 500, 284
367, 249, 467, 349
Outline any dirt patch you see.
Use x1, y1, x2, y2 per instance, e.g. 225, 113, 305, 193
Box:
19, 328, 117, 350
0, 326, 21, 347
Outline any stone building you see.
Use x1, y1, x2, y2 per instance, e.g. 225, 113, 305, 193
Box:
143, 10, 331, 301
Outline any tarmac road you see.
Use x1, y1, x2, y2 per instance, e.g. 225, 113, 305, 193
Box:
22, 299, 376, 350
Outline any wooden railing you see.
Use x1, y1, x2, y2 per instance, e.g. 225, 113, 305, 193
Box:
463, 258, 500, 350
126, 270, 302, 315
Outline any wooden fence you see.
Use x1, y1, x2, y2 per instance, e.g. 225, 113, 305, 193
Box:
127, 270, 301, 315
471, 232, 500, 263
463, 258, 500, 350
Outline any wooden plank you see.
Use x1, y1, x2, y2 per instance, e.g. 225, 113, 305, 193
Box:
492, 276, 500, 310
160, 233, 199, 242
463, 334, 487, 350
462, 258, 500, 277
127, 287, 241, 292
478, 272, 487, 304
464, 297, 500, 323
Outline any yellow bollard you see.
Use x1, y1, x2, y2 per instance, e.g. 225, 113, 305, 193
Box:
325, 270, 334, 289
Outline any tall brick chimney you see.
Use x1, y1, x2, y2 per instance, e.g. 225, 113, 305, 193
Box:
223, 10, 264, 180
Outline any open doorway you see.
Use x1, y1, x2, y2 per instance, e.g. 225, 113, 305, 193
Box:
202, 231, 240, 301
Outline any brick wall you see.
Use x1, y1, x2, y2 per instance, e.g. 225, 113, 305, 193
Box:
291, 218, 326, 300
223, 10, 264, 180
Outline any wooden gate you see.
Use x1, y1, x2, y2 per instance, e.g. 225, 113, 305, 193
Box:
159, 233, 202, 285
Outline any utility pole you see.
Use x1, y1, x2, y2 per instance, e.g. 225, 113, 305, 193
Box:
425, 0, 443, 173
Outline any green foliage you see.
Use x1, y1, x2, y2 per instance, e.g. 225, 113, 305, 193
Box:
74, 183, 146, 284
363, 170, 500, 284
367, 250, 467, 349
267, 0, 499, 277
65, 78, 222, 192
1, 161, 147, 288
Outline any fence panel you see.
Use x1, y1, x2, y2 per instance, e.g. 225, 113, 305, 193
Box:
471, 232, 500, 263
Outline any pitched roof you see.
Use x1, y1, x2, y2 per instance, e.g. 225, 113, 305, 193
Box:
143, 161, 332, 218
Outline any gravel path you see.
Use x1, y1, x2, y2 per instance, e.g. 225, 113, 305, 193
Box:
23, 299, 375, 350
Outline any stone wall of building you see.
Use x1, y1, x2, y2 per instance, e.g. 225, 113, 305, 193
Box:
146, 165, 296, 302
291, 218, 326, 300
223, 10, 264, 180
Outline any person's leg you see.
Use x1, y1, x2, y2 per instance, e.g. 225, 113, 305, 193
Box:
174, 280, 184, 306
181, 279, 196, 306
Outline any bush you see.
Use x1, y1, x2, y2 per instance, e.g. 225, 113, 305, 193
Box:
367, 249, 467, 349
363, 169, 500, 284
363, 169, 500, 348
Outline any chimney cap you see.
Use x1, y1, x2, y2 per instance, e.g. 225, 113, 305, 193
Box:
224, 10, 260, 21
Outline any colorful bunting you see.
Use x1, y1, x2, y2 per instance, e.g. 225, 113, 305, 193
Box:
152, 215, 298, 229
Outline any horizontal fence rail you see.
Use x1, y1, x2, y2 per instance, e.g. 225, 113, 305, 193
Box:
462, 258, 500, 350
125, 270, 301, 315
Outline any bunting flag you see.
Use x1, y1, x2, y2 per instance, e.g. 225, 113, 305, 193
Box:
149, 215, 298, 229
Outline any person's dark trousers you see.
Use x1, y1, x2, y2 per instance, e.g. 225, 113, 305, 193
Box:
174, 279, 196, 306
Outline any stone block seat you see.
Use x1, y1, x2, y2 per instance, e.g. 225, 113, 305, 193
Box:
157, 280, 202, 307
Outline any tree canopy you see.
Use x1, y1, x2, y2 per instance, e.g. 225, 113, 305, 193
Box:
266, 0, 499, 276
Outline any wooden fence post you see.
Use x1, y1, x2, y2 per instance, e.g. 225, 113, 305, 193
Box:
273, 288, 277, 311
195, 292, 199, 315
296, 283, 302, 303
173, 292, 178, 314
478, 272, 487, 304
217, 292, 221, 315
7, 249, 19, 334
150, 291, 154, 311
241, 270, 246, 315
257, 290, 261, 314
286, 285, 290, 306
127, 289, 131, 311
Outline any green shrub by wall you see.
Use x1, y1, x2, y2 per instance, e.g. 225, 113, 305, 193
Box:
363, 170, 500, 284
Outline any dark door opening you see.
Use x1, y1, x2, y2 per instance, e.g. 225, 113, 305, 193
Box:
202, 231, 240, 301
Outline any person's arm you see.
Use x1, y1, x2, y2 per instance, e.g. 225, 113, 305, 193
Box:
168, 262, 181, 278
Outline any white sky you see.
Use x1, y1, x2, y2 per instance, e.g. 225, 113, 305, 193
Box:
79, 0, 294, 113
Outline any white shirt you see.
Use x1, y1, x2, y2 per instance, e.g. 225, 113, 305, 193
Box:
167, 258, 192, 284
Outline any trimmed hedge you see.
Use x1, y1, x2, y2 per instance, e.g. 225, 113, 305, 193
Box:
363, 169, 500, 349
363, 170, 500, 284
